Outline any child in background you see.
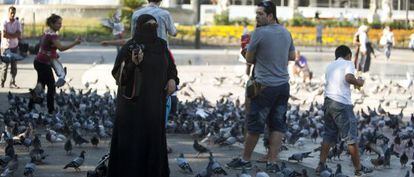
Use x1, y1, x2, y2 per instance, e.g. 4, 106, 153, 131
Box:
292, 50, 313, 83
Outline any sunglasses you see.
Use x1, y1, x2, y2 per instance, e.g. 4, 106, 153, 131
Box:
260, 1, 272, 9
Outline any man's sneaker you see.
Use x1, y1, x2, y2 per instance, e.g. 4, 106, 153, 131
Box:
266, 162, 280, 173
225, 158, 252, 170
355, 165, 373, 177
315, 162, 325, 175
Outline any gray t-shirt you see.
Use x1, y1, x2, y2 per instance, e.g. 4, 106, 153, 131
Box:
316, 24, 323, 37
247, 24, 295, 87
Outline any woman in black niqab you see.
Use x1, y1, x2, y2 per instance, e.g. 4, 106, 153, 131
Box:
107, 14, 179, 177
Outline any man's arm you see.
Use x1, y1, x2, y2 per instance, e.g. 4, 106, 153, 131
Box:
166, 13, 177, 37
101, 39, 128, 46
345, 74, 364, 87
288, 50, 295, 61
288, 34, 295, 61
245, 50, 255, 64
3, 30, 20, 39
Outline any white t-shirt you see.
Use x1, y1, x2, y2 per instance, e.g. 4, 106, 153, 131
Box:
1, 18, 21, 49
358, 31, 368, 53
325, 57, 356, 105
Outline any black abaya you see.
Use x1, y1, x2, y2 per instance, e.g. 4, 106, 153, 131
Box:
107, 37, 178, 177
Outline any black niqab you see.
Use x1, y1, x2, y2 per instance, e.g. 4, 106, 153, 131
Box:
133, 14, 158, 44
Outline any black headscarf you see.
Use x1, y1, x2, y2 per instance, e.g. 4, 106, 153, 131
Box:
133, 14, 158, 44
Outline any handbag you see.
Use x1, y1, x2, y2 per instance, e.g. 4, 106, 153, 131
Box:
245, 65, 263, 98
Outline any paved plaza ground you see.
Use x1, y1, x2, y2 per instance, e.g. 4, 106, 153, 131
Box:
0, 44, 413, 177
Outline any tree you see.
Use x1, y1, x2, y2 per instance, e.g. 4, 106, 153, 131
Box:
121, 0, 146, 30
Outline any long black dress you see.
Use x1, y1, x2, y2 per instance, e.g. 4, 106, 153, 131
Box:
107, 37, 178, 177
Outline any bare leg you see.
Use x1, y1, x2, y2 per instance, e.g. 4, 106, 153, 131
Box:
242, 132, 260, 161
348, 143, 361, 170
319, 142, 331, 164
268, 131, 284, 163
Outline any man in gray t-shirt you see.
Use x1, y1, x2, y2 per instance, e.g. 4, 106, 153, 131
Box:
226, 1, 295, 172
247, 23, 295, 87
131, 0, 177, 45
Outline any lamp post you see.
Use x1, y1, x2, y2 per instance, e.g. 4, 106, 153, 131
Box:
406, 0, 409, 29
194, 0, 201, 49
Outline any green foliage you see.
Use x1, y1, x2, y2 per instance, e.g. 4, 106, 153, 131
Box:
213, 10, 230, 25
231, 18, 254, 26
121, 0, 146, 30
323, 20, 354, 27
386, 21, 412, 30
288, 18, 315, 27
370, 21, 383, 29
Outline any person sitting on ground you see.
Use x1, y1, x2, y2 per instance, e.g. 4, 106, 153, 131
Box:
292, 50, 312, 83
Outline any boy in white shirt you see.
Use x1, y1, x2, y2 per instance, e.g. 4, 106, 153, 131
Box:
316, 45, 373, 177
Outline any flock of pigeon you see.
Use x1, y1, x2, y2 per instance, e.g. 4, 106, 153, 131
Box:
0, 71, 412, 177
0, 87, 114, 177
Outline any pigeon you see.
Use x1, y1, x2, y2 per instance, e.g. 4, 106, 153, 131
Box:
1, 155, 18, 177
73, 130, 89, 146
4, 140, 15, 158
63, 151, 86, 171
176, 153, 192, 173
208, 154, 227, 175
29, 148, 48, 164
370, 155, 385, 168
46, 130, 65, 143
237, 167, 251, 177
411, 162, 414, 174
64, 139, 73, 155
254, 166, 270, 177
401, 151, 409, 167
334, 164, 348, 177
319, 164, 333, 177
91, 135, 99, 147
19, 135, 32, 150
23, 161, 36, 177
193, 139, 209, 157
288, 151, 313, 162
32, 134, 41, 149
195, 164, 213, 177
0, 156, 12, 168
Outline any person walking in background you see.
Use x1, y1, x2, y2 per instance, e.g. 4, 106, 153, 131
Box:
101, 0, 177, 47
0, 6, 21, 88
356, 25, 375, 73
316, 45, 373, 176
28, 14, 81, 114
380, 26, 394, 61
107, 14, 179, 177
315, 18, 323, 52
352, 26, 361, 68
226, 1, 295, 173
409, 33, 414, 51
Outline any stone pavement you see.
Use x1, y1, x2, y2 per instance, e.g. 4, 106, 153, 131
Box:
0, 45, 413, 176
